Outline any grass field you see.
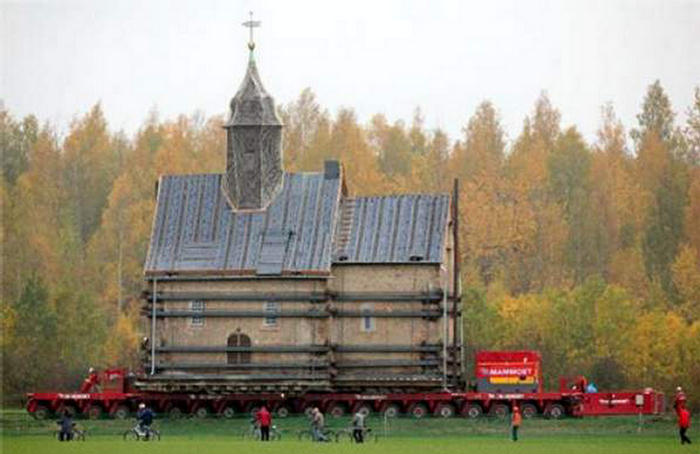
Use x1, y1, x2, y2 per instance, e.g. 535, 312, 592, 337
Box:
1, 408, 694, 454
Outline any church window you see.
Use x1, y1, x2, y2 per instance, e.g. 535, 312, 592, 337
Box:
360, 303, 375, 332
263, 302, 280, 327
190, 300, 204, 327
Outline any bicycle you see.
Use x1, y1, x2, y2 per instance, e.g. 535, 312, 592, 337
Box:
52, 423, 86, 441
297, 426, 336, 442
123, 423, 161, 441
240, 421, 282, 441
335, 427, 378, 443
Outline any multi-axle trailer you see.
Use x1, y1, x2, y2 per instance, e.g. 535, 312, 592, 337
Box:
26, 351, 664, 420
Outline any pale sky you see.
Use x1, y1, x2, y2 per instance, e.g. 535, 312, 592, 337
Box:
2, 0, 699, 147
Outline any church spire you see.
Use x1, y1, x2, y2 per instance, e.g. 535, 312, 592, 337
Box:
223, 13, 284, 210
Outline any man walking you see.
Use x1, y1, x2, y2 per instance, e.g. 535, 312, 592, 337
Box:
311, 407, 326, 442
352, 411, 365, 443
256, 405, 272, 441
679, 407, 692, 445
511, 405, 522, 442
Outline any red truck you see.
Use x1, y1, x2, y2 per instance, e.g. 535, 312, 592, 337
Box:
26, 350, 664, 420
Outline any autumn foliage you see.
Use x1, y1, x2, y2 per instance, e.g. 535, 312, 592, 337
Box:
2, 82, 699, 407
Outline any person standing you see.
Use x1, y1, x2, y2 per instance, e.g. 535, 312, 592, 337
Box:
679, 407, 692, 445
57, 411, 73, 441
256, 405, 272, 441
511, 405, 522, 442
675, 387, 687, 416
352, 411, 365, 443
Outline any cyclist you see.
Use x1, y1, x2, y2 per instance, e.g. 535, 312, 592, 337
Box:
136, 403, 154, 439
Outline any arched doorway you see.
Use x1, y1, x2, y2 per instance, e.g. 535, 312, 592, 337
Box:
227, 332, 251, 364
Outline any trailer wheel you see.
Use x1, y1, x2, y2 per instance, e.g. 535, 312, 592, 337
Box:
408, 403, 428, 419
168, 407, 183, 420
221, 406, 236, 419
194, 406, 209, 419
33, 405, 50, 420
113, 405, 130, 420
464, 403, 483, 419
520, 403, 538, 419
59, 404, 77, 417
87, 405, 103, 420
488, 403, 509, 419
545, 403, 565, 419
382, 403, 401, 418
435, 403, 455, 418
328, 402, 346, 418
276, 406, 290, 418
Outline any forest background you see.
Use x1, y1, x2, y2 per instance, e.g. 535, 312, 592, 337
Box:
2, 81, 699, 409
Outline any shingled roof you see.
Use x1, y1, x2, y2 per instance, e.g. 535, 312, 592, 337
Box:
144, 163, 451, 276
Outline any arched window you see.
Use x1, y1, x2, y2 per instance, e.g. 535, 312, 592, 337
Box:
227, 332, 251, 364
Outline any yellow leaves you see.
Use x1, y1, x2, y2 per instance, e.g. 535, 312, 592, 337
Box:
102, 307, 141, 369
685, 168, 700, 254
621, 311, 689, 389
671, 244, 700, 322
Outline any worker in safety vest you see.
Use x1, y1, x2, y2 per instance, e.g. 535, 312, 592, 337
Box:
511, 405, 522, 442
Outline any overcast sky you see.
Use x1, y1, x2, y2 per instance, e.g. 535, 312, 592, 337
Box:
2, 0, 699, 147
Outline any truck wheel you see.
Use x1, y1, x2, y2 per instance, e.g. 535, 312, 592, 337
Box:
328, 403, 346, 418
33, 405, 50, 420
168, 407, 183, 420
276, 406, 290, 418
408, 403, 428, 419
355, 404, 373, 417
464, 403, 483, 419
113, 405, 130, 420
221, 406, 236, 418
489, 403, 509, 419
520, 403, 538, 419
87, 405, 103, 420
545, 403, 565, 419
382, 403, 401, 418
435, 403, 455, 418
194, 407, 209, 418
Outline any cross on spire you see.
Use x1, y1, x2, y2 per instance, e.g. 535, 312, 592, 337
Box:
242, 11, 261, 51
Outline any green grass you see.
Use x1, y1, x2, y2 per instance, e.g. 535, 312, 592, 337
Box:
1, 408, 694, 454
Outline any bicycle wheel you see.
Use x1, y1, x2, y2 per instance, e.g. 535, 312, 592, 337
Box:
73, 430, 86, 441
123, 429, 139, 441
324, 429, 336, 442
271, 429, 282, 441
148, 429, 161, 441
297, 430, 312, 441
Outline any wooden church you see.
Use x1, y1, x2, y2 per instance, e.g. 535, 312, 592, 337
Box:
140, 30, 462, 394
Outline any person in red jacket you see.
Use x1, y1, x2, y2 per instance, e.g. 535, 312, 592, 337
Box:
256, 405, 272, 441
675, 387, 687, 416
678, 407, 692, 445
